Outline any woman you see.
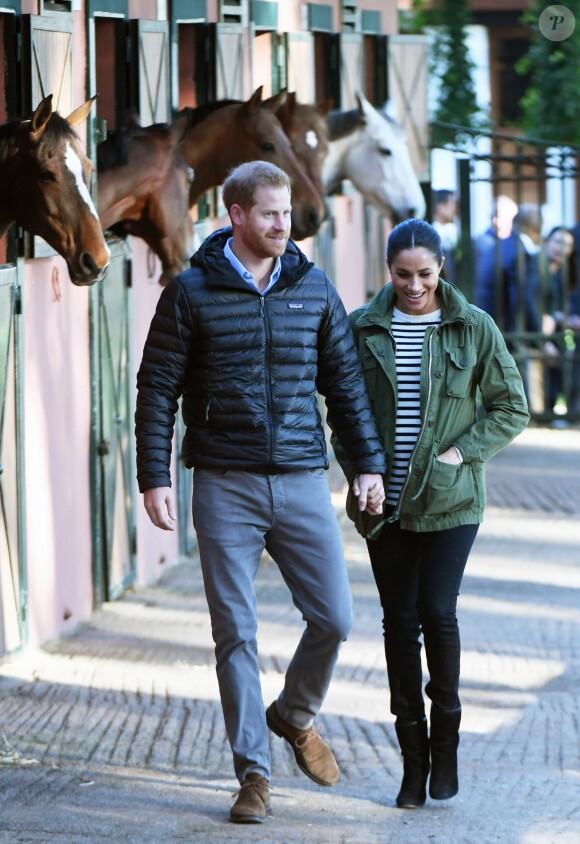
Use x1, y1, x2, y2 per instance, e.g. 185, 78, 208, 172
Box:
541, 226, 580, 413
332, 219, 530, 808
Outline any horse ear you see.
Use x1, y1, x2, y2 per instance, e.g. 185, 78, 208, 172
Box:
263, 88, 287, 113
267, 89, 289, 115
171, 109, 191, 144
245, 86, 264, 114
382, 99, 398, 121
29, 95, 54, 142
317, 97, 334, 116
355, 90, 374, 122
66, 95, 97, 128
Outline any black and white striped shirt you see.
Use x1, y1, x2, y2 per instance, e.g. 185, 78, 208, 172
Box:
387, 307, 442, 507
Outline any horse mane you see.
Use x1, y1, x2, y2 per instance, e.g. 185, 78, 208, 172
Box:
97, 122, 173, 171
0, 120, 20, 164
0, 111, 77, 164
175, 99, 241, 131
379, 110, 404, 133
35, 112, 78, 155
327, 109, 364, 141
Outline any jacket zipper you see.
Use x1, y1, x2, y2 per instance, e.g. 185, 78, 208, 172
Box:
388, 325, 439, 523
261, 295, 275, 466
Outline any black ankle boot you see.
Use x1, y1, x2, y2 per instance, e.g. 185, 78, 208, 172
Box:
394, 718, 430, 808
429, 705, 461, 800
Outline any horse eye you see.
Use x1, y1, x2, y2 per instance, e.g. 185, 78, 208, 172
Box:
260, 142, 275, 152
380, 147, 392, 157
39, 169, 56, 182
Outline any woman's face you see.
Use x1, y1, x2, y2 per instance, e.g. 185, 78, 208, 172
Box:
388, 246, 443, 316
547, 230, 574, 266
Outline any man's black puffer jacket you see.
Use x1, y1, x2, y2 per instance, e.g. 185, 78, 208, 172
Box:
135, 228, 386, 491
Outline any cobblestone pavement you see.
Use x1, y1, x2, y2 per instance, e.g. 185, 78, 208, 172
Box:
1, 425, 579, 844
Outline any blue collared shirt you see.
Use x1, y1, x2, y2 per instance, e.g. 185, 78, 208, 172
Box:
224, 238, 282, 295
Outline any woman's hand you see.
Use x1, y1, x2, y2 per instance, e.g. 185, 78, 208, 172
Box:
352, 474, 385, 514
436, 446, 463, 465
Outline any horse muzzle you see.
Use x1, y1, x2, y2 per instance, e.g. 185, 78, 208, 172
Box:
291, 204, 327, 240
69, 257, 110, 286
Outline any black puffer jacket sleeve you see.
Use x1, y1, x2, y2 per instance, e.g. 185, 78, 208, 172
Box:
135, 278, 193, 492
319, 282, 387, 479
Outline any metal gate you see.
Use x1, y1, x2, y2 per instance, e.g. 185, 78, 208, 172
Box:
0, 265, 26, 656
432, 124, 580, 424
90, 238, 136, 605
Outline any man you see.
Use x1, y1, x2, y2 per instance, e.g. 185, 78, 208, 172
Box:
135, 161, 386, 824
432, 189, 459, 284
474, 195, 541, 334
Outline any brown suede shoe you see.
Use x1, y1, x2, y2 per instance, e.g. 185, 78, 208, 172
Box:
229, 773, 271, 824
266, 701, 340, 786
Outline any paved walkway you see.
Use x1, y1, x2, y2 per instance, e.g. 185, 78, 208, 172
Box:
1, 425, 579, 844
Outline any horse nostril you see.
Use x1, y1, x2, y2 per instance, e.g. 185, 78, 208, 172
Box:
307, 208, 320, 229
80, 252, 100, 277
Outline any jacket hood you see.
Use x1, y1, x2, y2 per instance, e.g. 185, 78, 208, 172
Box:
353, 277, 477, 330
190, 226, 314, 287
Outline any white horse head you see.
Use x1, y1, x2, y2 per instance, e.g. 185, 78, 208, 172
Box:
323, 91, 426, 221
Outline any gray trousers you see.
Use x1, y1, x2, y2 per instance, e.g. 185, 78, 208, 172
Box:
192, 467, 353, 783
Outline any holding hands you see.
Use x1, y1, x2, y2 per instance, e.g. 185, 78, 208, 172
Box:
352, 474, 386, 514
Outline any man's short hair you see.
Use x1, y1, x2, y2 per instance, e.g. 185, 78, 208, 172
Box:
514, 203, 542, 233
433, 189, 454, 206
222, 160, 292, 212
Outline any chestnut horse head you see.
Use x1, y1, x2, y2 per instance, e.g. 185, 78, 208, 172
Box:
272, 91, 333, 200
173, 86, 327, 240
0, 95, 110, 285
97, 120, 194, 286
324, 91, 426, 221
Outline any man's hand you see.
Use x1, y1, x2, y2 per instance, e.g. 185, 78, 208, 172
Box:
352, 473, 385, 514
143, 487, 177, 531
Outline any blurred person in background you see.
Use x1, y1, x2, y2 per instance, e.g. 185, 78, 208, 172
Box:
474, 195, 541, 334
541, 226, 580, 414
432, 189, 459, 284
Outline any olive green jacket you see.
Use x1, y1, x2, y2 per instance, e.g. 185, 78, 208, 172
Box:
332, 279, 530, 535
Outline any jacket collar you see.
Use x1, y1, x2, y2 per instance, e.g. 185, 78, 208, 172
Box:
190, 226, 314, 288
352, 278, 477, 330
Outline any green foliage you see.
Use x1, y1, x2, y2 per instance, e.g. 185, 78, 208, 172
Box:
430, 0, 487, 146
400, 0, 487, 146
398, 0, 429, 35
517, 0, 580, 144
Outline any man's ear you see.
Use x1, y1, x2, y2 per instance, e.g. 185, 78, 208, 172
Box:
230, 204, 244, 225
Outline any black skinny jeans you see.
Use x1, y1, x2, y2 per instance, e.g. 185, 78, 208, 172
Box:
367, 517, 479, 723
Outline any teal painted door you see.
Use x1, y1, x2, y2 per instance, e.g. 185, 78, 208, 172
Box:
90, 239, 136, 604
0, 267, 25, 655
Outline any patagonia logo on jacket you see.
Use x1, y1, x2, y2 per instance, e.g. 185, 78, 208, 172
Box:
288, 302, 304, 309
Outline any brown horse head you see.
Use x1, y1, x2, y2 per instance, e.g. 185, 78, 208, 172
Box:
0, 95, 110, 285
177, 87, 327, 240
273, 92, 333, 200
97, 120, 194, 286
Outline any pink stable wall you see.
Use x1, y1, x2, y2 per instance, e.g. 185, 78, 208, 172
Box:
332, 194, 368, 314
23, 260, 93, 646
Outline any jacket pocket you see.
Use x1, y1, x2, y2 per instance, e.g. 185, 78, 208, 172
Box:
424, 456, 475, 515
496, 349, 526, 405
446, 348, 476, 397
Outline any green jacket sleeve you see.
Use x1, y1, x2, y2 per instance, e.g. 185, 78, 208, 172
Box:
454, 313, 530, 463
